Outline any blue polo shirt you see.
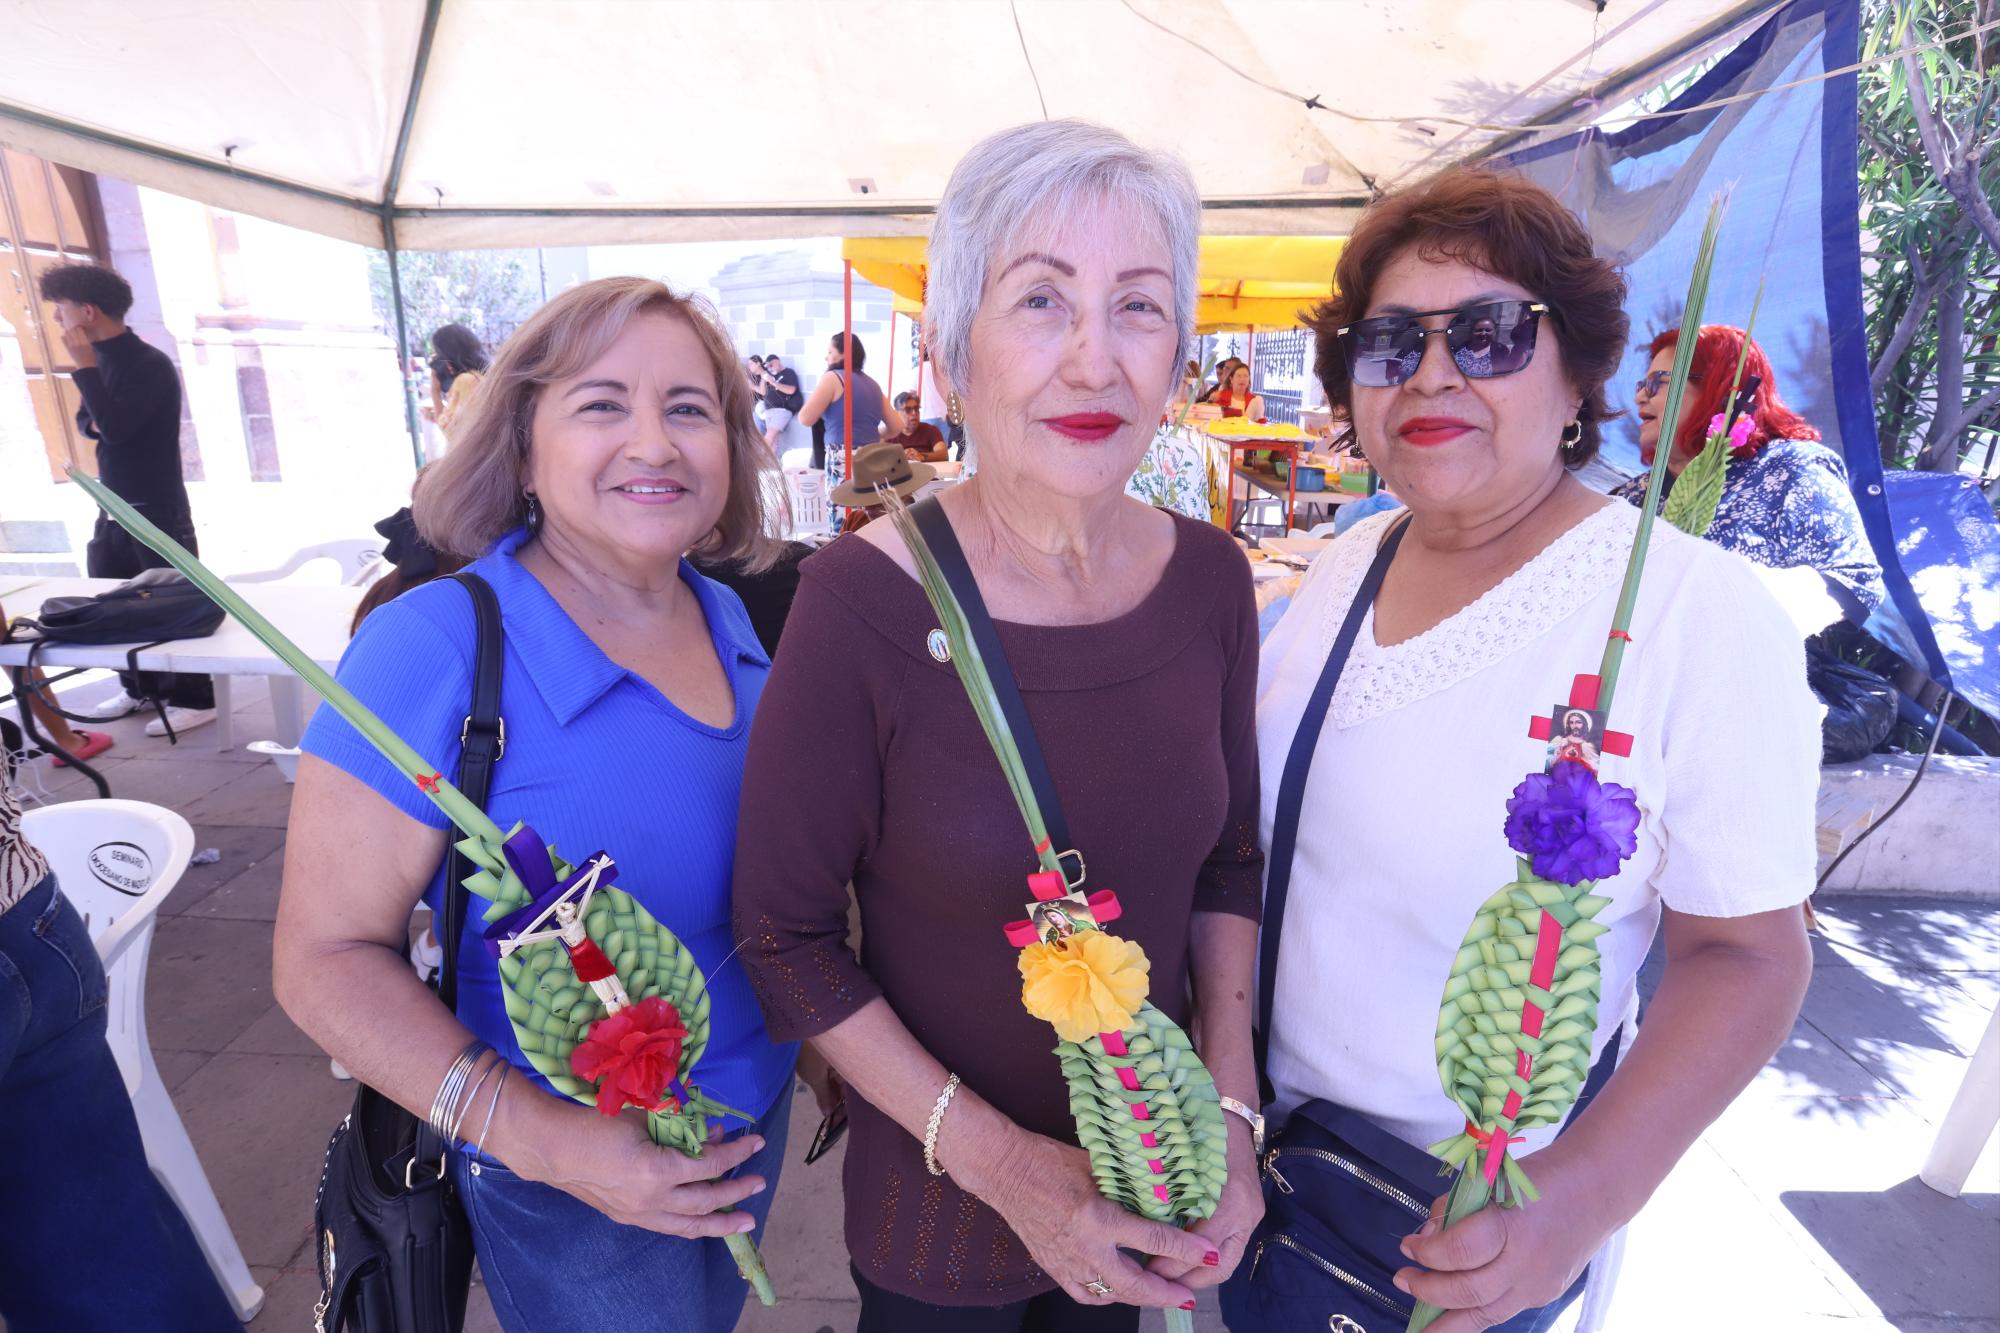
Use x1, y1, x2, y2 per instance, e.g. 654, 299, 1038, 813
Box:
302, 528, 795, 1128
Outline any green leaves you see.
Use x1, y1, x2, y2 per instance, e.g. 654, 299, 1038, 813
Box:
1059, 1005, 1228, 1227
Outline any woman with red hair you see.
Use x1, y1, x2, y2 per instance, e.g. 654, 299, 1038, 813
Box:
1631, 326, 1883, 619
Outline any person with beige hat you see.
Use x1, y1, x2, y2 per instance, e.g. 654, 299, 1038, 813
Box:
827, 441, 938, 533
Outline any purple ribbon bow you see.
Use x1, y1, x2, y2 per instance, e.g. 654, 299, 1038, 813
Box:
481, 824, 619, 958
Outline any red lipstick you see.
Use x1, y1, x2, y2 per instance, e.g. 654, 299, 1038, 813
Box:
1042, 412, 1124, 442
1397, 416, 1473, 447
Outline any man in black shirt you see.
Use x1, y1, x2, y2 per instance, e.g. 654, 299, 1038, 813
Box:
752, 353, 803, 451
40, 263, 217, 735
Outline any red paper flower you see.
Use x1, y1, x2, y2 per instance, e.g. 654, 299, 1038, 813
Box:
569, 996, 688, 1117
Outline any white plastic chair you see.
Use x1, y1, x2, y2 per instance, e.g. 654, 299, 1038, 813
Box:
19, 799, 265, 1321
227, 539, 385, 588
784, 467, 831, 537
1922, 1004, 2000, 1197
211, 539, 382, 752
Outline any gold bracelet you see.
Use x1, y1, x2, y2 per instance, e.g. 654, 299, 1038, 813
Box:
922, 1073, 962, 1177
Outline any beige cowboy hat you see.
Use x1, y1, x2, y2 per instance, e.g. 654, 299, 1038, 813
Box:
829, 441, 938, 508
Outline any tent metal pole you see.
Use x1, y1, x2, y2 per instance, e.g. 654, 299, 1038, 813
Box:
383, 0, 446, 470
843, 260, 855, 480
385, 225, 424, 468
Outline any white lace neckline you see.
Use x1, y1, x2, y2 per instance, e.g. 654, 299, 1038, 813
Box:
1319, 503, 1641, 729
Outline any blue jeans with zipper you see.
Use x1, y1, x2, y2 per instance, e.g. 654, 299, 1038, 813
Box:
0, 873, 237, 1331
450, 1076, 793, 1332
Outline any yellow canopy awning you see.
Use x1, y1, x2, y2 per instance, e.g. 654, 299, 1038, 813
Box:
843, 234, 1343, 334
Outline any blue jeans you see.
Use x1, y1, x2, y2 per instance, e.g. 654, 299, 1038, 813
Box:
452, 1076, 793, 1332
0, 874, 237, 1332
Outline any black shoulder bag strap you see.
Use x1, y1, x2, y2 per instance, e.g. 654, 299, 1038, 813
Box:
439, 571, 505, 1012
909, 496, 1080, 883
1255, 516, 1411, 1091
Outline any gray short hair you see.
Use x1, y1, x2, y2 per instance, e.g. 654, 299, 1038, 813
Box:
925, 119, 1199, 397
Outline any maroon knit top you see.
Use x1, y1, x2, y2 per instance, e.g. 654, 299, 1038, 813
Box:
732, 512, 1264, 1305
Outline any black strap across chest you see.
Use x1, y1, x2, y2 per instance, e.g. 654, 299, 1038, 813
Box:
1255, 518, 1410, 1082
909, 496, 1078, 878
437, 571, 504, 1014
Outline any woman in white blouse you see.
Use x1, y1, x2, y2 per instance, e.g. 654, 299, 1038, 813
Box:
1232, 168, 1816, 1332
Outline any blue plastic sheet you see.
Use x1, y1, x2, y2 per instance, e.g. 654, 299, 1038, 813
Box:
1498, 0, 1957, 693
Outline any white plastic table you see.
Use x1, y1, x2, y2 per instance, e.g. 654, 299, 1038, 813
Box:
0, 576, 361, 753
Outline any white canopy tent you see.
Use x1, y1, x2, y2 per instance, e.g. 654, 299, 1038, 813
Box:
2, 0, 1778, 252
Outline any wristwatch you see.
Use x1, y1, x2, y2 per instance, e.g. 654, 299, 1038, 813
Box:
1218, 1096, 1265, 1155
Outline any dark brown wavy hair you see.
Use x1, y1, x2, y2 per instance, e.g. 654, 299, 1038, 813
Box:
1305, 168, 1629, 468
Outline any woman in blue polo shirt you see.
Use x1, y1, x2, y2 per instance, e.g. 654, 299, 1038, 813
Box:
275, 276, 795, 1332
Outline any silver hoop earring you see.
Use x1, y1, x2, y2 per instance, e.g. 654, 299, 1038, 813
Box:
1560, 419, 1584, 453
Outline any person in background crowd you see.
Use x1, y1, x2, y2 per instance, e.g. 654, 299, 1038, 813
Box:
39, 262, 217, 739
918, 336, 955, 452
1198, 356, 1244, 404
823, 440, 938, 535
737, 119, 1264, 1332
1628, 326, 1884, 621
1230, 166, 1816, 1332
276, 276, 795, 1333
0, 785, 240, 1330
1212, 363, 1263, 420
0, 595, 109, 766
1169, 357, 1203, 414
423, 322, 490, 438
882, 391, 948, 461
753, 352, 804, 451
798, 331, 904, 510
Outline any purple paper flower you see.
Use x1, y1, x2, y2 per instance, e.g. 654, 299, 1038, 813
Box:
1503, 762, 1641, 885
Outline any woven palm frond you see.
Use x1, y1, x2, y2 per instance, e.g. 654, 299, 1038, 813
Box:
1059, 1003, 1229, 1226
1429, 862, 1610, 1205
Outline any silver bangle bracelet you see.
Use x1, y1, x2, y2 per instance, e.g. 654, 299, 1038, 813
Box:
450, 1054, 503, 1147
428, 1040, 492, 1140
473, 1063, 511, 1161
923, 1073, 962, 1177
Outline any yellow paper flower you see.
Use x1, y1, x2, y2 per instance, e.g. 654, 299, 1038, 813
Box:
1018, 931, 1152, 1043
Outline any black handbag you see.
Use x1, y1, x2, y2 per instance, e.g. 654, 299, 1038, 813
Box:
18, 567, 226, 645
11, 567, 229, 743
310, 572, 505, 1333
1228, 519, 1619, 1332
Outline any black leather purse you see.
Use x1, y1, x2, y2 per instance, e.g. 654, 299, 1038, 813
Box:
311, 573, 505, 1333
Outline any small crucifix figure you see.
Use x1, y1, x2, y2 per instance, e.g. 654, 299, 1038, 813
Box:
1528, 673, 1634, 774
493, 855, 633, 1014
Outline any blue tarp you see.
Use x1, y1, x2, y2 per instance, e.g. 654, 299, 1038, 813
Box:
1497, 0, 1975, 701
1873, 472, 2000, 720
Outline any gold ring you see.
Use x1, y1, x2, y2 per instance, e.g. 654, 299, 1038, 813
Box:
1083, 1277, 1114, 1298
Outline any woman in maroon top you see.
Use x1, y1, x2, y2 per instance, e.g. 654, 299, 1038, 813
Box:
735, 119, 1266, 1331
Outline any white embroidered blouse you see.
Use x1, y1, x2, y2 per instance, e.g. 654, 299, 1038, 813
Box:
1255, 501, 1820, 1151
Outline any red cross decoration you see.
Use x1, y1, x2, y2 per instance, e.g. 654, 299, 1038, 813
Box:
1003, 871, 1124, 948
415, 772, 443, 794
1527, 673, 1634, 758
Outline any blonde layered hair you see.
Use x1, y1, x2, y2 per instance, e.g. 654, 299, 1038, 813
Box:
415, 277, 778, 571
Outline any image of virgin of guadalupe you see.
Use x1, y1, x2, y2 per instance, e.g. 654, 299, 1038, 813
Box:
1546, 707, 1604, 773
1035, 903, 1080, 945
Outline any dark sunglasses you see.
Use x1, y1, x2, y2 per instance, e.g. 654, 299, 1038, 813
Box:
803, 1102, 848, 1165
1636, 369, 1700, 398
1336, 300, 1551, 388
